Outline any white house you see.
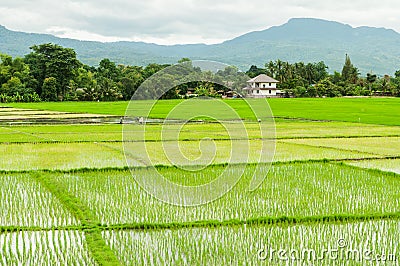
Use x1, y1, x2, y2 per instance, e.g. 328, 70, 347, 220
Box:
244, 74, 282, 98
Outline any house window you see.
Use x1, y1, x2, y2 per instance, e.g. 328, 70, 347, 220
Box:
269, 90, 272, 94
263, 84, 266, 88
269, 83, 272, 86
256, 90, 260, 94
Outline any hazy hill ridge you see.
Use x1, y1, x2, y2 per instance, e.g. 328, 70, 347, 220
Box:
1, 18, 399, 75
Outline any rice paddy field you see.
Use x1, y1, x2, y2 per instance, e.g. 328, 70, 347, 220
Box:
0, 98, 399, 265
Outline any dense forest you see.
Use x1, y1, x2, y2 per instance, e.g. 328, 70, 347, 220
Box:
0, 43, 399, 102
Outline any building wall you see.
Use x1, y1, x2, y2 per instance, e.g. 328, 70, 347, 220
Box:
250, 82, 277, 89
248, 94, 283, 98
251, 88, 277, 96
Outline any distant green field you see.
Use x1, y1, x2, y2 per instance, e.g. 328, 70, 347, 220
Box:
1, 121, 400, 143
270, 97, 400, 125
5, 97, 400, 125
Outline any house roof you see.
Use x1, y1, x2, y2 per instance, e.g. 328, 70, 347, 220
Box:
247, 74, 279, 83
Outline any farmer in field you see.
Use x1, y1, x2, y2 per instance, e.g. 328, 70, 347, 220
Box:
139, 117, 144, 124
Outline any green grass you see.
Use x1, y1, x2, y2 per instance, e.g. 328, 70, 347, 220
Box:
5, 97, 400, 125
269, 97, 400, 126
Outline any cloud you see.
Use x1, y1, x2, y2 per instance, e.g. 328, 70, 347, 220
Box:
0, 0, 399, 44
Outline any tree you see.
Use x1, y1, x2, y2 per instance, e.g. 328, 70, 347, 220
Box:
393, 71, 400, 97
366, 73, 377, 90
24, 43, 81, 99
0, 54, 37, 99
394, 70, 400, 79
41, 77, 58, 101
97, 77, 123, 101
0, 54, 13, 85
331, 71, 342, 84
341, 54, 359, 83
142, 63, 169, 80
178, 58, 191, 64
247, 65, 266, 78
1, 77, 23, 95
266, 61, 276, 78
315, 78, 341, 97
96, 59, 121, 81
74, 67, 97, 89
314, 61, 329, 82
275, 59, 284, 82
120, 65, 144, 100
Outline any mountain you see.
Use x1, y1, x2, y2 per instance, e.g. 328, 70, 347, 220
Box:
1, 18, 400, 75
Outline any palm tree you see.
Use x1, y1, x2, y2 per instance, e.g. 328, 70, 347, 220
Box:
265, 61, 276, 78
275, 59, 283, 82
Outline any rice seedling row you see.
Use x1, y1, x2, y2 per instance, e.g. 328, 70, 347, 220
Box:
0, 174, 78, 227
102, 219, 400, 265
282, 137, 400, 157
47, 163, 400, 225
0, 230, 96, 265
0, 140, 379, 171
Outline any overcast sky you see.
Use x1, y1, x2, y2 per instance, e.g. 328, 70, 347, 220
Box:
0, 0, 399, 44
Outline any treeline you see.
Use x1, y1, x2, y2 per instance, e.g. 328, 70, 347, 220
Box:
0, 43, 172, 102
247, 55, 400, 97
0, 43, 399, 102
0, 43, 247, 102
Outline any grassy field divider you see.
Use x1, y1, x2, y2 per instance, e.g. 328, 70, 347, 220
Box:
30, 172, 122, 266
277, 134, 400, 140
1, 211, 400, 235
93, 212, 400, 232
0, 157, 399, 175
0, 225, 93, 233
2, 135, 400, 145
